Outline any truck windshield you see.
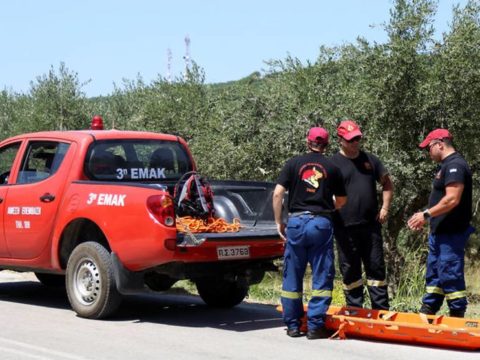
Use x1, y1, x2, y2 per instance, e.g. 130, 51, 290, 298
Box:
85, 140, 193, 182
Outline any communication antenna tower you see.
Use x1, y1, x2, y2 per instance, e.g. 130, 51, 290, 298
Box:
183, 35, 191, 80
166, 48, 172, 83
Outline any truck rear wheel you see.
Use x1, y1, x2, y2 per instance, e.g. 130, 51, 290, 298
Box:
196, 277, 249, 308
66, 242, 122, 319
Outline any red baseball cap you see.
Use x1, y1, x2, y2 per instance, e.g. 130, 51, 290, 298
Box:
419, 128, 453, 148
337, 120, 362, 140
307, 127, 329, 144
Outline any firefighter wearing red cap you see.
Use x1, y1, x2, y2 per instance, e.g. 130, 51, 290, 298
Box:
273, 127, 347, 339
408, 129, 474, 317
330, 120, 394, 310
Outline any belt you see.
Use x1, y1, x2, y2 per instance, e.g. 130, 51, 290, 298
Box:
289, 211, 331, 217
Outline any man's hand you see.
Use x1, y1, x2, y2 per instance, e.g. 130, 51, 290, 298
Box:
273, 184, 287, 241
379, 175, 393, 225
276, 222, 286, 241
407, 212, 426, 231
377, 208, 389, 224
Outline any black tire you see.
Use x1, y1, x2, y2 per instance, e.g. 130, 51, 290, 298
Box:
196, 277, 249, 308
34, 273, 65, 287
66, 242, 122, 319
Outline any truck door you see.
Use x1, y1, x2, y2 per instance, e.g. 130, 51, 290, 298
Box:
4, 140, 71, 259
0, 142, 22, 257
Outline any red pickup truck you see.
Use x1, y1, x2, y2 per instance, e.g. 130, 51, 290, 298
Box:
0, 127, 284, 318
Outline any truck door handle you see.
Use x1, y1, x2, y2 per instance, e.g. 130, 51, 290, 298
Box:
40, 193, 55, 203
0, 198, 3, 204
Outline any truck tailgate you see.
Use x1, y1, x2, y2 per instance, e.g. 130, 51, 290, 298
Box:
177, 223, 279, 243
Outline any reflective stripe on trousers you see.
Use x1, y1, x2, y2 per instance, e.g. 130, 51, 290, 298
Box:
343, 278, 363, 291
342, 279, 387, 290
425, 287, 468, 300
335, 222, 389, 310
422, 226, 474, 312
281, 215, 334, 331
367, 279, 387, 287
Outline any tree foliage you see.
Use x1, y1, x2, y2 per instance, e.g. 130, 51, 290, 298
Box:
28, 62, 90, 131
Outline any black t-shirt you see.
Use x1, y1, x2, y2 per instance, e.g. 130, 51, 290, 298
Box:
330, 151, 387, 226
429, 152, 472, 234
276, 152, 346, 214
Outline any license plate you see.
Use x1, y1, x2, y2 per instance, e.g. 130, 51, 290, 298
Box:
217, 246, 250, 260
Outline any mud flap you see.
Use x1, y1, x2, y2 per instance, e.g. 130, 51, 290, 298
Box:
111, 253, 146, 294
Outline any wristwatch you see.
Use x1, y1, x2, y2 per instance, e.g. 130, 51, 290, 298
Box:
423, 209, 431, 219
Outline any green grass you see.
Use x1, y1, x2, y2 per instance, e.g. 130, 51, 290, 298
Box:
248, 268, 346, 306
388, 245, 427, 313
169, 279, 197, 295
465, 262, 480, 318
248, 271, 282, 303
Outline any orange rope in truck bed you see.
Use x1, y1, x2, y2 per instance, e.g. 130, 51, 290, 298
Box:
176, 216, 241, 233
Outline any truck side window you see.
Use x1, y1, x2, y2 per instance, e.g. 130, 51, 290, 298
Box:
0, 142, 21, 185
17, 141, 70, 184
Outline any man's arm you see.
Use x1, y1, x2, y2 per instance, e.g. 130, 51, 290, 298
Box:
272, 184, 287, 240
378, 174, 394, 224
407, 183, 464, 231
334, 195, 347, 209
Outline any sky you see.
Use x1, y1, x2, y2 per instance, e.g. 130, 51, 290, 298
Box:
0, 0, 469, 97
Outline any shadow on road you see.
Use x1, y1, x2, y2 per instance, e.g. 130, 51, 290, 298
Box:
0, 281, 70, 309
0, 280, 284, 332
119, 292, 285, 332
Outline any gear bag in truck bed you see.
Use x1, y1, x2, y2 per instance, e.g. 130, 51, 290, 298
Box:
174, 171, 215, 220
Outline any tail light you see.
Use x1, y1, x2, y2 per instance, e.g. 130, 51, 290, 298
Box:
147, 194, 176, 227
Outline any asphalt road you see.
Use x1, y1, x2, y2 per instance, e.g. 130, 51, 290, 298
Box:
0, 271, 478, 360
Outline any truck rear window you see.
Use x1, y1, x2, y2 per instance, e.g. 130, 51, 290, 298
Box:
85, 140, 193, 182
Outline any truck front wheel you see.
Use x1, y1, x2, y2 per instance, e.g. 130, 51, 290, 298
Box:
196, 277, 249, 308
66, 242, 122, 319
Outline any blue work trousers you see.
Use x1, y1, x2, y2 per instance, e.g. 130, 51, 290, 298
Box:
281, 215, 334, 331
422, 226, 474, 313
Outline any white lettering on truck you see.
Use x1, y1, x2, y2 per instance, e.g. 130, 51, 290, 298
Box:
21, 207, 42, 215
7, 207, 20, 215
8, 207, 41, 215
15, 220, 31, 229
86, 193, 126, 207
130, 168, 166, 179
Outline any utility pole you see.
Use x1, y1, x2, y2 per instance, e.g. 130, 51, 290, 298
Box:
166, 48, 172, 83
183, 34, 191, 81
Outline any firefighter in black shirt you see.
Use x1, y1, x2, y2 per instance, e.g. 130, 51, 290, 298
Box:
273, 127, 347, 339
330, 120, 394, 310
407, 129, 474, 317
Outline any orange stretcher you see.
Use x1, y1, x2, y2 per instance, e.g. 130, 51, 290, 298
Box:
277, 305, 480, 350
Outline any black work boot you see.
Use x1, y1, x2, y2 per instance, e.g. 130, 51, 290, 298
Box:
306, 327, 332, 340
449, 309, 465, 318
286, 328, 305, 337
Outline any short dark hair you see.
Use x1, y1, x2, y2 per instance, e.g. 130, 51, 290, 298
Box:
442, 138, 454, 147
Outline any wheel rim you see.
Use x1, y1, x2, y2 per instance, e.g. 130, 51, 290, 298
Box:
73, 258, 101, 306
